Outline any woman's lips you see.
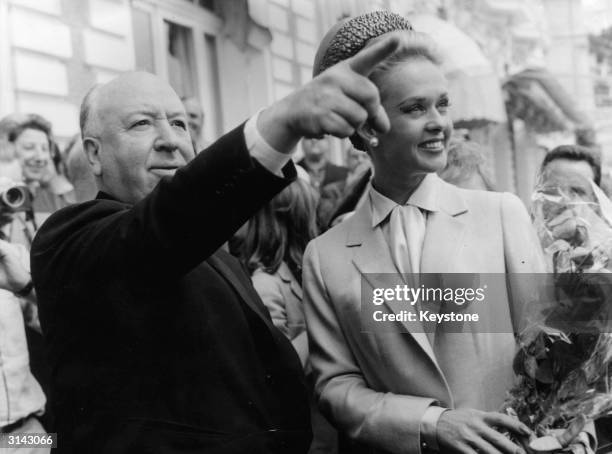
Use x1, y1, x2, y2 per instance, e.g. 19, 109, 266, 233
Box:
418, 139, 445, 151
25, 159, 48, 169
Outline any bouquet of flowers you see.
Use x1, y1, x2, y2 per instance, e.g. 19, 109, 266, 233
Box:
502, 170, 612, 452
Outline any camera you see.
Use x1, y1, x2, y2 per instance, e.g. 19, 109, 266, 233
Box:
0, 178, 31, 213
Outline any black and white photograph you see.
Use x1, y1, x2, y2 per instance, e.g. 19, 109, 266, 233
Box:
0, 0, 611, 453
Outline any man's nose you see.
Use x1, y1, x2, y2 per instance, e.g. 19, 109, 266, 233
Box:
154, 122, 181, 152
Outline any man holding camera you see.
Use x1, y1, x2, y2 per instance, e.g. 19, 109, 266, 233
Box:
30, 36, 401, 453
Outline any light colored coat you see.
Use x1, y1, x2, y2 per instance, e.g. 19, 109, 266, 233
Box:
303, 176, 547, 454
252, 262, 305, 341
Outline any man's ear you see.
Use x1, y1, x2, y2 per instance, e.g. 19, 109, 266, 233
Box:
83, 137, 102, 177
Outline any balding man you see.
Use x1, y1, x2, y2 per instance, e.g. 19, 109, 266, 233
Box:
30, 35, 400, 454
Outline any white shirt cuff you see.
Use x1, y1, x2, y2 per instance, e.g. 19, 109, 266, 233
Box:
420, 405, 448, 452
244, 110, 292, 177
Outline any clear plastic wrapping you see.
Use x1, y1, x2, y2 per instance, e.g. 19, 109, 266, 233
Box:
502, 172, 612, 451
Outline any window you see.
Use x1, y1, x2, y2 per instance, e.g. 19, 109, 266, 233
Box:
182, 0, 215, 12
130, 0, 223, 140
203, 33, 222, 137
132, 7, 155, 73
198, 0, 215, 11
165, 20, 197, 98
594, 80, 612, 107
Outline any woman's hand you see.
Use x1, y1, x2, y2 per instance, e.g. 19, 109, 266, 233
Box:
529, 416, 594, 454
437, 409, 531, 454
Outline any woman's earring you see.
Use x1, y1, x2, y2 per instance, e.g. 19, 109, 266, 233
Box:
357, 126, 378, 148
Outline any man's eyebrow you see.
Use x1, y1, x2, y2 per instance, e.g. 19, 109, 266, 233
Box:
168, 110, 187, 118
126, 108, 158, 117
126, 108, 186, 118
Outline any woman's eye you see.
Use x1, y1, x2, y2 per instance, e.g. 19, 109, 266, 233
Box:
403, 105, 425, 114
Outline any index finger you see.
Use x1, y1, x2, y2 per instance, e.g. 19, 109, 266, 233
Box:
348, 34, 401, 76
484, 413, 531, 437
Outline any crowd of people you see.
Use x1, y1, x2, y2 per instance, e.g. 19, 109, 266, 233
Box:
0, 9, 609, 454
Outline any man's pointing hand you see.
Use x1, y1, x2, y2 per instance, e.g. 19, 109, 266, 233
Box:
258, 34, 402, 152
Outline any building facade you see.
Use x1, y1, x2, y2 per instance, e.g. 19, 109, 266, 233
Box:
0, 0, 367, 145
0, 0, 600, 200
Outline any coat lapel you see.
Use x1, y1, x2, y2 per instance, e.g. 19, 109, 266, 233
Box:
421, 180, 468, 274
347, 201, 441, 371
278, 263, 303, 301
207, 252, 276, 329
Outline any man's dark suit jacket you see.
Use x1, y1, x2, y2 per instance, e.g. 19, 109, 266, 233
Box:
31, 126, 311, 453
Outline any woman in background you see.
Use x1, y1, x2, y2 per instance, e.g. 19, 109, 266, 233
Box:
240, 178, 337, 454
438, 138, 496, 191
6, 116, 74, 246
240, 178, 318, 367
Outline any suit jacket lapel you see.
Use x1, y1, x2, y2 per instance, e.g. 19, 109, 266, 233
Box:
207, 252, 276, 329
421, 180, 468, 274
347, 202, 441, 370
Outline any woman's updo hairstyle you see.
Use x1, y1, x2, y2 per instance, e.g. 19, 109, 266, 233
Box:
313, 11, 442, 151
368, 32, 443, 88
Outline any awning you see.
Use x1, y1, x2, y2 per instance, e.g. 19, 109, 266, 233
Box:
409, 14, 507, 128
503, 68, 591, 134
